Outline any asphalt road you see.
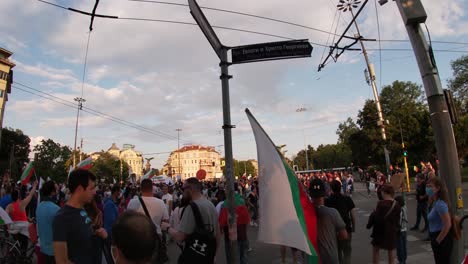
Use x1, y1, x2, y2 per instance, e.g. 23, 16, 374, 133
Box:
166, 182, 468, 264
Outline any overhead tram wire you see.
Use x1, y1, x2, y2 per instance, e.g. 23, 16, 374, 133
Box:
374, 0, 383, 91
13, 84, 184, 142
36, 0, 468, 48
127, 0, 468, 46
12, 81, 188, 142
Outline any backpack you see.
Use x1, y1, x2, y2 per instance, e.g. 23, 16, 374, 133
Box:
178, 202, 217, 264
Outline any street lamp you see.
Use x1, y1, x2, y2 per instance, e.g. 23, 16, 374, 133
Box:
296, 107, 309, 171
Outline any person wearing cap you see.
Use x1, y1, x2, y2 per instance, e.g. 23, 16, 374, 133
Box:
309, 178, 348, 264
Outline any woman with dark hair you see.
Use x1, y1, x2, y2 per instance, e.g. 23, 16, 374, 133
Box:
367, 184, 400, 264
84, 196, 105, 264
426, 177, 452, 264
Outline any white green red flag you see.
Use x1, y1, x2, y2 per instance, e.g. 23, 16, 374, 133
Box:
20, 162, 35, 186
76, 157, 93, 170
142, 170, 154, 180
246, 109, 319, 263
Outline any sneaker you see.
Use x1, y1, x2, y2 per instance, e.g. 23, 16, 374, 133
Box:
248, 247, 253, 252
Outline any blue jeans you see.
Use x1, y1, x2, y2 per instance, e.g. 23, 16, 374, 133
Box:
397, 231, 407, 264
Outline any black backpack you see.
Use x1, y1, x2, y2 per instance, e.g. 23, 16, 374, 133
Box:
178, 202, 217, 264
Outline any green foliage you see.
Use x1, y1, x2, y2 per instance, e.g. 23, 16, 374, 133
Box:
454, 115, 468, 162
292, 144, 351, 170
90, 152, 130, 184
0, 128, 31, 180
233, 160, 256, 178
336, 117, 359, 145
448, 55, 468, 114
34, 139, 71, 183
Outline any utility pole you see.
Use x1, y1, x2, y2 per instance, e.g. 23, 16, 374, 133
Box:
380, 0, 463, 261
347, 6, 391, 177
73, 97, 85, 168
79, 138, 83, 163
296, 107, 309, 171
176, 128, 182, 178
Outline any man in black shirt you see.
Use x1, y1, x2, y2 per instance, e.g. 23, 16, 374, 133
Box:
410, 173, 428, 231
53, 170, 108, 264
325, 180, 356, 264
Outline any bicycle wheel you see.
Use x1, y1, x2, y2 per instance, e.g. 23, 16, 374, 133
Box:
0, 240, 21, 264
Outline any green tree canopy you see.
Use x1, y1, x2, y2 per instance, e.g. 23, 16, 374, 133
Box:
34, 139, 71, 183
90, 152, 130, 184
233, 160, 256, 178
0, 128, 31, 180
448, 55, 468, 114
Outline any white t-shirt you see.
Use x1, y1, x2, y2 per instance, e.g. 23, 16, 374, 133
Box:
162, 193, 173, 204
127, 196, 169, 234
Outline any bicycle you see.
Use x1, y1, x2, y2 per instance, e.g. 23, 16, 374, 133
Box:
0, 222, 36, 264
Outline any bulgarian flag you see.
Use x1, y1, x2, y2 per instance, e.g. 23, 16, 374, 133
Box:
246, 109, 318, 263
142, 170, 154, 180
76, 157, 93, 170
20, 162, 35, 186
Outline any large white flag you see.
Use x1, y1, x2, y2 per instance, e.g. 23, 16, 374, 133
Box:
246, 109, 318, 263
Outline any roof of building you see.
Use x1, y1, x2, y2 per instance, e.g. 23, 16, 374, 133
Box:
0, 48, 13, 58
175, 145, 218, 153
108, 143, 120, 151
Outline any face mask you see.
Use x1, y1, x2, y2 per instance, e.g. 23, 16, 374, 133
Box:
426, 187, 434, 197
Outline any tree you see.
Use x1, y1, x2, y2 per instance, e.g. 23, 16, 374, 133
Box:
233, 160, 255, 178
90, 152, 130, 184
0, 128, 31, 180
336, 117, 359, 146
379, 81, 434, 166
34, 139, 71, 183
448, 55, 468, 162
448, 55, 468, 114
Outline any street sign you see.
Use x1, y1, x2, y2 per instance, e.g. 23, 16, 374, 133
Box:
188, 0, 223, 60
231, 39, 313, 64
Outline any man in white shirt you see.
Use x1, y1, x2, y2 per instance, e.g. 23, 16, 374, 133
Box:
161, 185, 173, 217
127, 179, 169, 235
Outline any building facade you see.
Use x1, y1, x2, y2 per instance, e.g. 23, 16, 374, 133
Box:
164, 145, 223, 180
0, 48, 15, 146
91, 143, 144, 178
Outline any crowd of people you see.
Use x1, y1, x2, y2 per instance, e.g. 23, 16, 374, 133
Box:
0, 160, 457, 264
0, 169, 261, 264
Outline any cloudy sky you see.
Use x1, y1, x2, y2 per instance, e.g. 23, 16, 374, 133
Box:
1, 0, 467, 169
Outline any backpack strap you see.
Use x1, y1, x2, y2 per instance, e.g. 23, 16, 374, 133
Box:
189, 202, 206, 230
138, 196, 151, 220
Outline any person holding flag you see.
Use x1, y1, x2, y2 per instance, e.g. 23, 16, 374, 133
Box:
6, 180, 38, 253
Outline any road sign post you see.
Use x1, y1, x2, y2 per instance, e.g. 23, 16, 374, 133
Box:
188, 1, 313, 262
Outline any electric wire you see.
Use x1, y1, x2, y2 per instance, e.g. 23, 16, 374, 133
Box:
374, 0, 383, 91
36, 0, 468, 47
12, 82, 188, 142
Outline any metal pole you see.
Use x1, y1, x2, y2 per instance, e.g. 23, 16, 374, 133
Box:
176, 128, 182, 177
73, 98, 84, 168
351, 9, 391, 177
395, 2, 463, 261
220, 48, 238, 264
303, 130, 309, 171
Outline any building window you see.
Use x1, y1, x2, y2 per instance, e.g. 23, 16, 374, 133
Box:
0, 71, 8, 81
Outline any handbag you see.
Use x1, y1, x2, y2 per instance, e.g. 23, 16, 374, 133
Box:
138, 196, 169, 264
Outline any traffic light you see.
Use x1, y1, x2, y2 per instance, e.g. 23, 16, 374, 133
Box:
403, 149, 408, 157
